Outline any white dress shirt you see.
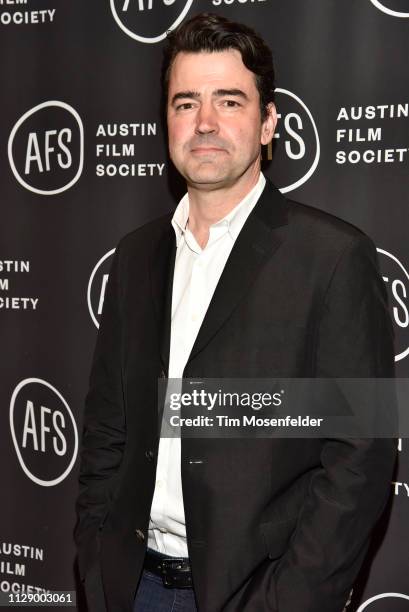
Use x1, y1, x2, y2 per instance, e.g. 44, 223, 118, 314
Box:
147, 173, 266, 557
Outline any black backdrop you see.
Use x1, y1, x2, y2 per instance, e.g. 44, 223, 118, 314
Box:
1, 1, 408, 610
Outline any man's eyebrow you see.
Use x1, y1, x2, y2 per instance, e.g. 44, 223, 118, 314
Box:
170, 91, 201, 105
213, 89, 249, 100
170, 89, 249, 105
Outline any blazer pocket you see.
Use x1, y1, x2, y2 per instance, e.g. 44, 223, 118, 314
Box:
259, 514, 298, 561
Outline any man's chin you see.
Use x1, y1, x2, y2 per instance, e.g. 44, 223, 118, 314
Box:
183, 168, 233, 189
186, 175, 231, 190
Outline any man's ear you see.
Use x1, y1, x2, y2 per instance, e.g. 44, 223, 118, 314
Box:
261, 102, 277, 146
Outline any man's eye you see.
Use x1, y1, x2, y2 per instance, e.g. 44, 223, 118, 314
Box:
176, 103, 194, 111
223, 100, 240, 107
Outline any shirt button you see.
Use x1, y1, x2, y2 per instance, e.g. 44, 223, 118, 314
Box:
156, 480, 163, 488
191, 314, 198, 322
135, 529, 145, 541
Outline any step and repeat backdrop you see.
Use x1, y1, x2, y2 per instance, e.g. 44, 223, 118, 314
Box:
0, 1, 408, 610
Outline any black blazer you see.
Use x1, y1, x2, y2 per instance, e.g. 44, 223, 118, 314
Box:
75, 179, 397, 612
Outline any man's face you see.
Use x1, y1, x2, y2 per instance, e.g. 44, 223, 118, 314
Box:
167, 49, 276, 191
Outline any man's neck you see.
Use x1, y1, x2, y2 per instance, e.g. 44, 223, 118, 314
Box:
186, 170, 261, 249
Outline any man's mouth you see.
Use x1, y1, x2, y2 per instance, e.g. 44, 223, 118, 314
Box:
191, 147, 226, 154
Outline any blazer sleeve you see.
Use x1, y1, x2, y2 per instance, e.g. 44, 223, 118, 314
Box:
74, 242, 126, 581
271, 234, 397, 612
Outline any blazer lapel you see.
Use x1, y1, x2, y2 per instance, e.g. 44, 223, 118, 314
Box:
186, 180, 288, 365
150, 217, 176, 374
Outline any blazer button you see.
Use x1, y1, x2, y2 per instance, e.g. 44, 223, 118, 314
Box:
135, 529, 145, 541
145, 450, 155, 461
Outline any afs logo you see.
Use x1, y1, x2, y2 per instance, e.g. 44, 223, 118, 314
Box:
88, 248, 115, 329
369, 0, 409, 17
264, 88, 320, 194
357, 593, 409, 610
378, 248, 409, 362
110, 0, 194, 43
8, 101, 84, 196
10, 378, 78, 487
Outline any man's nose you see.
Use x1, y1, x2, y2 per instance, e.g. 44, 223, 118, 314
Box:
195, 102, 219, 134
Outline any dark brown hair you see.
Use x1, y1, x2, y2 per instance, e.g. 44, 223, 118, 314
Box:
162, 12, 275, 121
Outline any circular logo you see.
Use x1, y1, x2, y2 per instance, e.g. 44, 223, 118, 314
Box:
369, 0, 409, 17
8, 101, 84, 196
377, 248, 409, 362
110, 0, 194, 44
87, 248, 116, 329
10, 378, 78, 487
265, 88, 320, 194
357, 593, 409, 610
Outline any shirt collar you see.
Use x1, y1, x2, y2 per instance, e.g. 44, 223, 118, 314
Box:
171, 173, 266, 247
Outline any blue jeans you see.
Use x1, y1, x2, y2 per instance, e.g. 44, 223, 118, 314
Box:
133, 569, 198, 612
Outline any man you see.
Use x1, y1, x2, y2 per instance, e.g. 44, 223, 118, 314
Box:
75, 12, 396, 612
